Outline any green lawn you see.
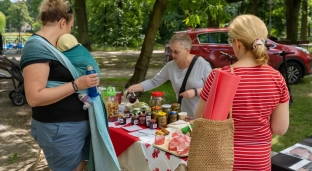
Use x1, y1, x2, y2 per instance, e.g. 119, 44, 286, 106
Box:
100, 76, 312, 152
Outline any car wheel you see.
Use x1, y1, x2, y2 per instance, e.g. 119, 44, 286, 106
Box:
280, 62, 302, 85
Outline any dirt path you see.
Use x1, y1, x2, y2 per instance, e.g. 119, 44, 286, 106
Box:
0, 50, 164, 170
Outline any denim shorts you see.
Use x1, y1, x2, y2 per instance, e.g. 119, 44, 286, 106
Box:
30, 118, 90, 171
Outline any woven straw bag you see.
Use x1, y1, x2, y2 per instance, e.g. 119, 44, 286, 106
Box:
188, 66, 235, 171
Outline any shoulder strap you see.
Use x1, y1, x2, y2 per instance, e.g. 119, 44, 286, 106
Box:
178, 56, 199, 104
229, 65, 234, 118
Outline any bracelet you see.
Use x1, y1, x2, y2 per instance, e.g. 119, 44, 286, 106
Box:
71, 81, 78, 92
193, 88, 198, 96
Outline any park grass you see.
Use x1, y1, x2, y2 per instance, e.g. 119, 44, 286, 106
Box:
272, 76, 312, 152
100, 76, 312, 152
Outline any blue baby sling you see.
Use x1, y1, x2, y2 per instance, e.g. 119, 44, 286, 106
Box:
20, 35, 120, 171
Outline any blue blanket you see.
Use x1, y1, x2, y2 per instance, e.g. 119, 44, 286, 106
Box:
21, 35, 120, 171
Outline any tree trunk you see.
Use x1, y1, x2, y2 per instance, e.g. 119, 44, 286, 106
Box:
125, 0, 168, 88
285, 0, 302, 44
207, 8, 219, 27
300, 0, 308, 40
74, 0, 91, 50
250, 0, 257, 15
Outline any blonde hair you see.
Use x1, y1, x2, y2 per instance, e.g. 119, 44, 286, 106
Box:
228, 14, 268, 65
57, 34, 78, 52
169, 33, 192, 49
37, 0, 73, 25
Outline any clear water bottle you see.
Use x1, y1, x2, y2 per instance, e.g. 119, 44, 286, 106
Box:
86, 65, 99, 97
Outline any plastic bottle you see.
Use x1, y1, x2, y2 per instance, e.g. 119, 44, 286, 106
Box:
86, 65, 99, 97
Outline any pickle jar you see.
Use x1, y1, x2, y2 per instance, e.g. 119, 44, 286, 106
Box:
171, 103, 181, 113
149, 91, 165, 107
152, 106, 162, 121
157, 111, 167, 128
103, 86, 119, 122
169, 111, 178, 124
162, 104, 171, 122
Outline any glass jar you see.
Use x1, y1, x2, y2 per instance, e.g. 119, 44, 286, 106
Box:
145, 112, 152, 127
131, 115, 139, 125
149, 119, 157, 129
103, 86, 119, 122
139, 117, 146, 126
169, 111, 178, 124
141, 105, 148, 113
149, 91, 165, 107
162, 104, 171, 123
157, 111, 167, 128
119, 117, 126, 125
171, 103, 181, 113
152, 106, 162, 121
185, 116, 192, 122
124, 110, 131, 118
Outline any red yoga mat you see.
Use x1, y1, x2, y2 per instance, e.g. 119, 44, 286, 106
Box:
203, 69, 240, 120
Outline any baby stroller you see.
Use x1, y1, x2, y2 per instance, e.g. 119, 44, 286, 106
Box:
0, 55, 26, 106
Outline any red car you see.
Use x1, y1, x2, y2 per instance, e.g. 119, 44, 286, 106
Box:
164, 28, 312, 84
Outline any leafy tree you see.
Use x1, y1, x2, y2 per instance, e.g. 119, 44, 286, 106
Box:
0, 12, 6, 33
6, 2, 33, 32
74, 0, 91, 50
0, 0, 12, 17
25, 0, 41, 29
125, 0, 168, 88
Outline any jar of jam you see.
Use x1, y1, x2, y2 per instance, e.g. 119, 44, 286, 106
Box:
169, 111, 178, 124
139, 117, 146, 126
119, 117, 126, 125
145, 112, 152, 126
157, 111, 167, 128
185, 116, 192, 122
171, 103, 181, 113
149, 119, 157, 129
131, 115, 139, 125
149, 91, 165, 107
124, 110, 131, 118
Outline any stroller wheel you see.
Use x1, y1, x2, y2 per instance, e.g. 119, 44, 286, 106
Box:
9, 89, 22, 100
12, 94, 25, 106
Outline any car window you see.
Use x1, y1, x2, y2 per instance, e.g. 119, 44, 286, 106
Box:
197, 32, 229, 44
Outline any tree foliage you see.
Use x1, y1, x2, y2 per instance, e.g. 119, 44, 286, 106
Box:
6, 2, 33, 32
0, 12, 6, 34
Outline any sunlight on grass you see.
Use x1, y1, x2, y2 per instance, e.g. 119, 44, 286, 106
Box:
272, 76, 312, 152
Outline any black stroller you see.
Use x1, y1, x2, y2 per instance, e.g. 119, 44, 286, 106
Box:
0, 55, 26, 106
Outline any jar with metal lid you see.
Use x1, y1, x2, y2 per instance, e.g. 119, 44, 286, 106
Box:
152, 106, 162, 121
149, 119, 157, 129
171, 103, 181, 113
124, 110, 131, 118
157, 111, 167, 128
149, 91, 165, 107
169, 111, 178, 124
162, 104, 171, 123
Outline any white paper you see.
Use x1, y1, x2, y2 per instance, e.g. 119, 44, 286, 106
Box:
289, 160, 312, 170
122, 125, 143, 132
138, 129, 157, 135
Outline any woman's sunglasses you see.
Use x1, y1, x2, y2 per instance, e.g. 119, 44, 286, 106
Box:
57, 6, 73, 22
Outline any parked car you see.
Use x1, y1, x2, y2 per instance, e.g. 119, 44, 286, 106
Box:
164, 28, 312, 84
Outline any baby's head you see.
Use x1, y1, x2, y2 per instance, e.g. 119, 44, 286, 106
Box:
57, 34, 78, 52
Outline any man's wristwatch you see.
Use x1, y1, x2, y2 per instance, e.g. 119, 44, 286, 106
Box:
193, 88, 198, 96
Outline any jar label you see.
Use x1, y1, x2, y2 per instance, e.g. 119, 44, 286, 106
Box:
134, 120, 138, 125
146, 116, 151, 120
125, 113, 130, 118
119, 118, 124, 123
152, 124, 157, 129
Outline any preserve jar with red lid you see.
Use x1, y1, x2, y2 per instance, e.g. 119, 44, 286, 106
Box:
149, 91, 165, 107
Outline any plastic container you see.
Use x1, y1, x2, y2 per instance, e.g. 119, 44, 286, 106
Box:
103, 86, 118, 122
157, 111, 167, 128
149, 119, 157, 129
178, 112, 187, 120
149, 91, 165, 107
169, 111, 178, 123
86, 65, 99, 97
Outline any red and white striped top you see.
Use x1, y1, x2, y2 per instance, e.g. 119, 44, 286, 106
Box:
200, 65, 290, 171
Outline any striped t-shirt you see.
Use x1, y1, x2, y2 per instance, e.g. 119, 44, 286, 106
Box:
200, 65, 290, 171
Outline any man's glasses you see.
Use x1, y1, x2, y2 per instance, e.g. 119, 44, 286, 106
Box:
227, 36, 233, 46
57, 6, 73, 22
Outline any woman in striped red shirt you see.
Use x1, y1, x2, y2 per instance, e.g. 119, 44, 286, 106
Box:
195, 14, 290, 171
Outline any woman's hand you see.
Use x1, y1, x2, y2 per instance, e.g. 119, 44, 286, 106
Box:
75, 73, 99, 90
179, 89, 196, 98
124, 84, 144, 97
